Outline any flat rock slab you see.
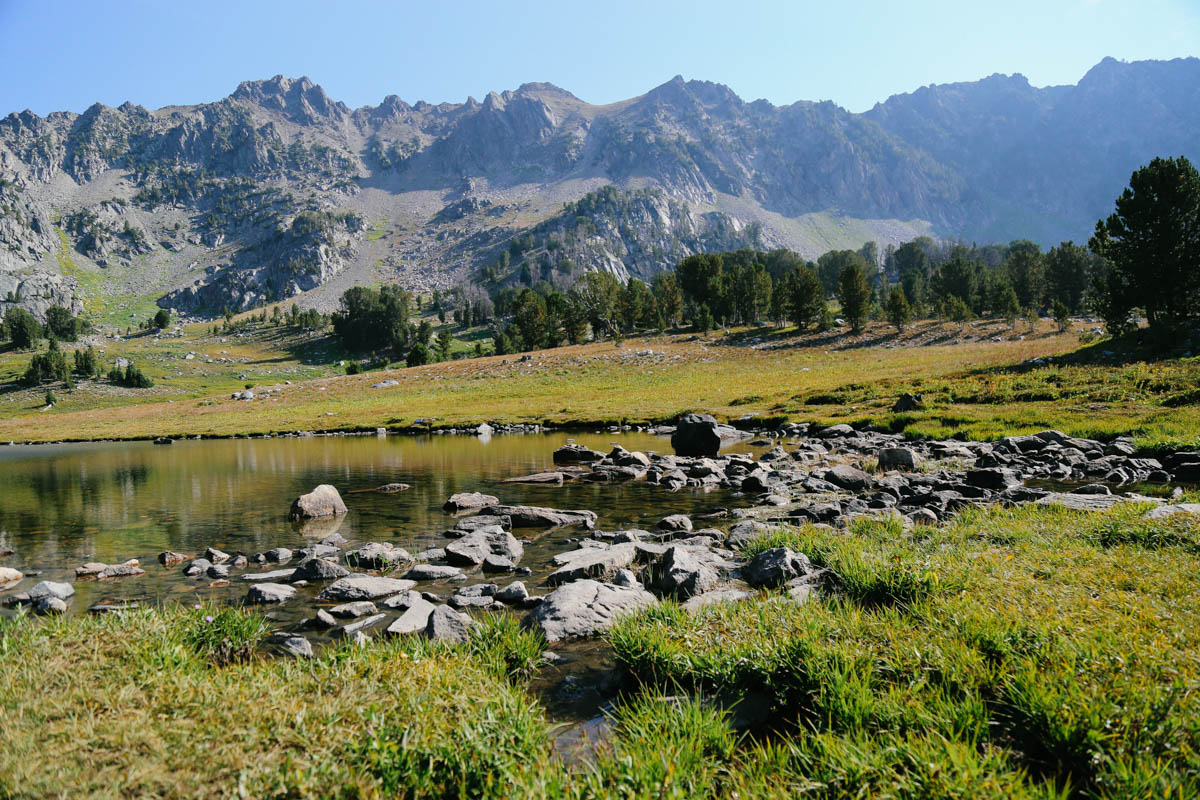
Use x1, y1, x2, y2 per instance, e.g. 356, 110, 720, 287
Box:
1143, 503, 1200, 519
333, 613, 387, 638
443, 492, 499, 513
386, 596, 439, 635
483, 505, 597, 529
317, 575, 416, 601
522, 579, 657, 641
246, 582, 296, 604
682, 588, 753, 612
1035, 493, 1163, 512
501, 472, 565, 485
289, 484, 348, 520
290, 557, 350, 583
28, 581, 74, 601
241, 568, 296, 582
547, 543, 638, 585
405, 564, 466, 581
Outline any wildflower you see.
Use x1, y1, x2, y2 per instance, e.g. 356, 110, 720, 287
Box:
193, 604, 201, 610
205, 616, 214, 623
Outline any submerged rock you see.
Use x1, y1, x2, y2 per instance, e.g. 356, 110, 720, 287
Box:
246, 582, 296, 604
482, 505, 597, 529
317, 575, 416, 601
344, 542, 412, 570
442, 492, 499, 513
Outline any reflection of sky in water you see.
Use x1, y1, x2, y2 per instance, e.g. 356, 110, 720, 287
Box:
0, 432, 754, 618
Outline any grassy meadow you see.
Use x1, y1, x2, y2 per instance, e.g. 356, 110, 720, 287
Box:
0, 315, 1197, 449
2, 503, 1199, 797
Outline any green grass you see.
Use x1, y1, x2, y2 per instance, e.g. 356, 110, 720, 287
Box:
3, 319, 1198, 448
608, 504, 1200, 797
2, 504, 1199, 797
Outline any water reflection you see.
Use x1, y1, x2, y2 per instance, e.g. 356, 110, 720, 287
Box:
0, 432, 751, 614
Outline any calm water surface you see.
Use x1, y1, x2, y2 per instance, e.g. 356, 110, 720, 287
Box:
0, 431, 753, 618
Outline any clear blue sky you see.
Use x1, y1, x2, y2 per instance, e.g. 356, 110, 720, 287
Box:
0, 0, 1196, 116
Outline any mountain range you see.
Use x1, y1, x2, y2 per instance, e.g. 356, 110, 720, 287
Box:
0, 56, 1196, 319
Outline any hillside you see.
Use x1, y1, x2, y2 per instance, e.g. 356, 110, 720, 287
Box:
0, 59, 1196, 321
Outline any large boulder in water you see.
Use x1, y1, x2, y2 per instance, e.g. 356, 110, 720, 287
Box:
289, 485, 347, 520
671, 413, 747, 457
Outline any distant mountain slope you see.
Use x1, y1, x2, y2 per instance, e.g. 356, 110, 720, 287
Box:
0, 59, 1195, 319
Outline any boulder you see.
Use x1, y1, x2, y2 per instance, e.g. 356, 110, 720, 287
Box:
965, 468, 1020, 490
158, 551, 188, 566
877, 448, 922, 471
1143, 503, 1200, 520
246, 582, 296, 604
671, 413, 747, 457
35, 596, 69, 615
424, 605, 472, 644
289, 557, 350, 583
652, 546, 720, 600
0, 567, 22, 584
443, 492, 499, 513
483, 505, 597, 529
824, 465, 876, 492
743, 548, 814, 589
344, 542, 413, 570
522, 579, 658, 641
204, 548, 231, 564
264, 548, 293, 563
444, 529, 524, 567
682, 588, 752, 612
288, 485, 348, 520
317, 576, 416, 601
495, 581, 529, 604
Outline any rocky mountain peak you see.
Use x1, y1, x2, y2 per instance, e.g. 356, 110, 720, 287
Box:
232, 75, 348, 124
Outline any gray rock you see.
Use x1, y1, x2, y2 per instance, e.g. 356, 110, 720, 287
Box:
35, 596, 69, 615
280, 635, 313, 659
345, 542, 413, 570
205, 547, 231, 564
264, 548, 293, 563
0, 566, 22, 584
483, 505, 597, 529
553, 443, 605, 464
333, 613, 387, 639
424, 605, 472, 644
442, 492, 499, 513
824, 465, 876, 492
495, 581, 529, 604
501, 471, 565, 485
727, 520, 769, 550
892, 394, 924, 412
444, 528, 524, 567
289, 484, 348, 520
206, 564, 230, 579
965, 468, 1020, 490
877, 448, 921, 471
289, 557, 350, 583
317, 576, 416, 601
246, 582, 296, 604
313, 609, 338, 628
183, 558, 212, 577
386, 595, 439, 635
652, 545, 720, 600
1070, 483, 1111, 495
522, 579, 658, 642
240, 568, 296, 582
671, 413, 748, 457
657, 514, 693, 533
612, 568, 640, 588
329, 600, 378, 618
158, 551, 188, 566
28, 581, 74, 601
1143, 503, 1200, 519
481, 554, 516, 573
547, 543, 638, 585
743, 548, 814, 588
405, 564, 466, 581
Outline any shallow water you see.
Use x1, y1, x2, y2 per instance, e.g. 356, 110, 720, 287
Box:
0, 431, 752, 622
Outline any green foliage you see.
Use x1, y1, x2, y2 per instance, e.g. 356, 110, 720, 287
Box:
331, 285, 412, 354
23, 347, 70, 386
436, 329, 454, 361
837, 262, 871, 333
72, 346, 100, 378
787, 264, 826, 331
152, 308, 171, 330
1090, 155, 1200, 330
345, 361, 360, 375
3, 307, 42, 349
885, 285, 912, 332
44, 305, 83, 341
108, 362, 154, 388
406, 341, 430, 367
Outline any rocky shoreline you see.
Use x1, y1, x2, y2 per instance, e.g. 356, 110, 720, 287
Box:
2, 413, 1197, 656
